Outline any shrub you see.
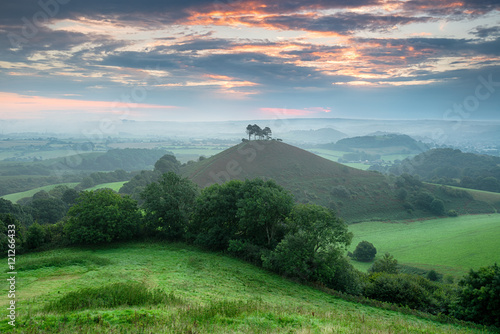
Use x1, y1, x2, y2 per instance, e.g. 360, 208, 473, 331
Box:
25, 222, 46, 250
66, 189, 142, 245
454, 263, 500, 327
369, 253, 398, 274
447, 209, 458, 217
353, 241, 377, 262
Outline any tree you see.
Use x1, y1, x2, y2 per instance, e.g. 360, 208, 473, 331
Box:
251, 124, 262, 140
262, 127, 272, 140
353, 240, 377, 262
26, 222, 46, 249
246, 124, 253, 140
66, 189, 141, 245
29, 197, 67, 224
154, 154, 181, 174
430, 198, 445, 215
454, 263, 500, 327
236, 179, 294, 248
189, 180, 243, 250
141, 172, 198, 240
263, 204, 357, 293
369, 252, 398, 274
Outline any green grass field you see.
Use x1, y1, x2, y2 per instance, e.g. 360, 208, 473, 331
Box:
0, 183, 79, 203
0, 242, 491, 333
84, 181, 127, 192
348, 213, 500, 277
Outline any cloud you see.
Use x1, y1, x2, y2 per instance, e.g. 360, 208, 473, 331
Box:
0, 92, 178, 119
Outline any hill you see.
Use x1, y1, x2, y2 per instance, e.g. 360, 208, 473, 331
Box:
321, 133, 429, 154
181, 140, 496, 222
390, 148, 500, 193
0, 242, 490, 333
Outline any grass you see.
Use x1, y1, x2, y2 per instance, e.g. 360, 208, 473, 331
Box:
0, 242, 493, 333
348, 213, 500, 277
83, 181, 127, 192
1, 183, 79, 203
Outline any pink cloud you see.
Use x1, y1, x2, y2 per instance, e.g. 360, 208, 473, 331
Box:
0, 92, 178, 119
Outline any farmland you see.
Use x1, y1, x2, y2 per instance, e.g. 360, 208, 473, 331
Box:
348, 213, 500, 277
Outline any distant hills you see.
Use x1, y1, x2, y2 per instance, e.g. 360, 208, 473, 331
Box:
390, 148, 500, 193
320, 133, 429, 154
279, 128, 347, 144
181, 140, 497, 222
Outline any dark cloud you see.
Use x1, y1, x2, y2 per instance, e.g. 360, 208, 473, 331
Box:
471, 26, 500, 38
238, 13, 433, 34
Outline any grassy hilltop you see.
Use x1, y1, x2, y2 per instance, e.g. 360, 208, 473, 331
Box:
0, 242, 491, 334
181, 140, 497, 222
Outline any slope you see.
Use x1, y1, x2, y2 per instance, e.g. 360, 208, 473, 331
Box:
1, 242, 490, 333
181, 140, 497, 222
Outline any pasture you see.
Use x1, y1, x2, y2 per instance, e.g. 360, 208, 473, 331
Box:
348, 214, 500, 277
0, 242, 490, 333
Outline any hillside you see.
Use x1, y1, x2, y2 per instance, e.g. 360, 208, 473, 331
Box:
390, 148, 500, 193
181, 140, 496, 222
321, 133, 429, 154
0, 242, 490, 333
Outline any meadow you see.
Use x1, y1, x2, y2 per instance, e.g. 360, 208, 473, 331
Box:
0, 183, 79, 203
0, 242, 492, 333
348, 213, 500, 277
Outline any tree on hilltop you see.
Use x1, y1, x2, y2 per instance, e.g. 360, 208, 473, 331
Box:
245, 124, 272, 140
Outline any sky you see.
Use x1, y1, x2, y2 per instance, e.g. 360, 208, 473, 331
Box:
0, 0, 499, 125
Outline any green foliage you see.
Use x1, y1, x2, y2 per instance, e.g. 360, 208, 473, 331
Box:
263, 204, 358, 294
364, 273, 454, 314
0, 213, 25, 254
236, 179, 294, 248
454, 264, 500, 327
66, 189, 142, 245
141, 172, 198, 240
369, 253, 398, 274
353, 240, 377, 262
430, 198, 445, 215
154, 154, 181, 174
29, 197, 67, 224
25, 222, 46, 249
190, 180, 243, 250
46, 282, 182, 312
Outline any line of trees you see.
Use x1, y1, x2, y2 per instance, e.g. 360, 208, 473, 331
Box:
246, 124, 272, 140
1, 170, 498, 328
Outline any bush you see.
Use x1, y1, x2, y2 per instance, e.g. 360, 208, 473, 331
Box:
447, 209, 458, 217
364, 273, 454, 314
454, 263, 500, 327
25, 222, 46, 250
369, 253, 398, 274
66, 189, 142, 245
353, 241, 377, 262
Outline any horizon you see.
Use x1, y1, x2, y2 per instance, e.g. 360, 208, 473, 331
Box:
1, 1, 499, 127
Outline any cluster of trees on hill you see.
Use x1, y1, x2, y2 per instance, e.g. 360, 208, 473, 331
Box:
1, 166, 498, 327
246, 124, 272, 140
389, 148, 500, 193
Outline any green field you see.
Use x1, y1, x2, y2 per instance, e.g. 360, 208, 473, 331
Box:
348, 214, 500, 277
0, 242, 490, 333
0, 183, 79, 203
84, 181, 127, 192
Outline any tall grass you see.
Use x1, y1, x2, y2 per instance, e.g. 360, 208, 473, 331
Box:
17, 254, 111, 271
45, 282, 183, 312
